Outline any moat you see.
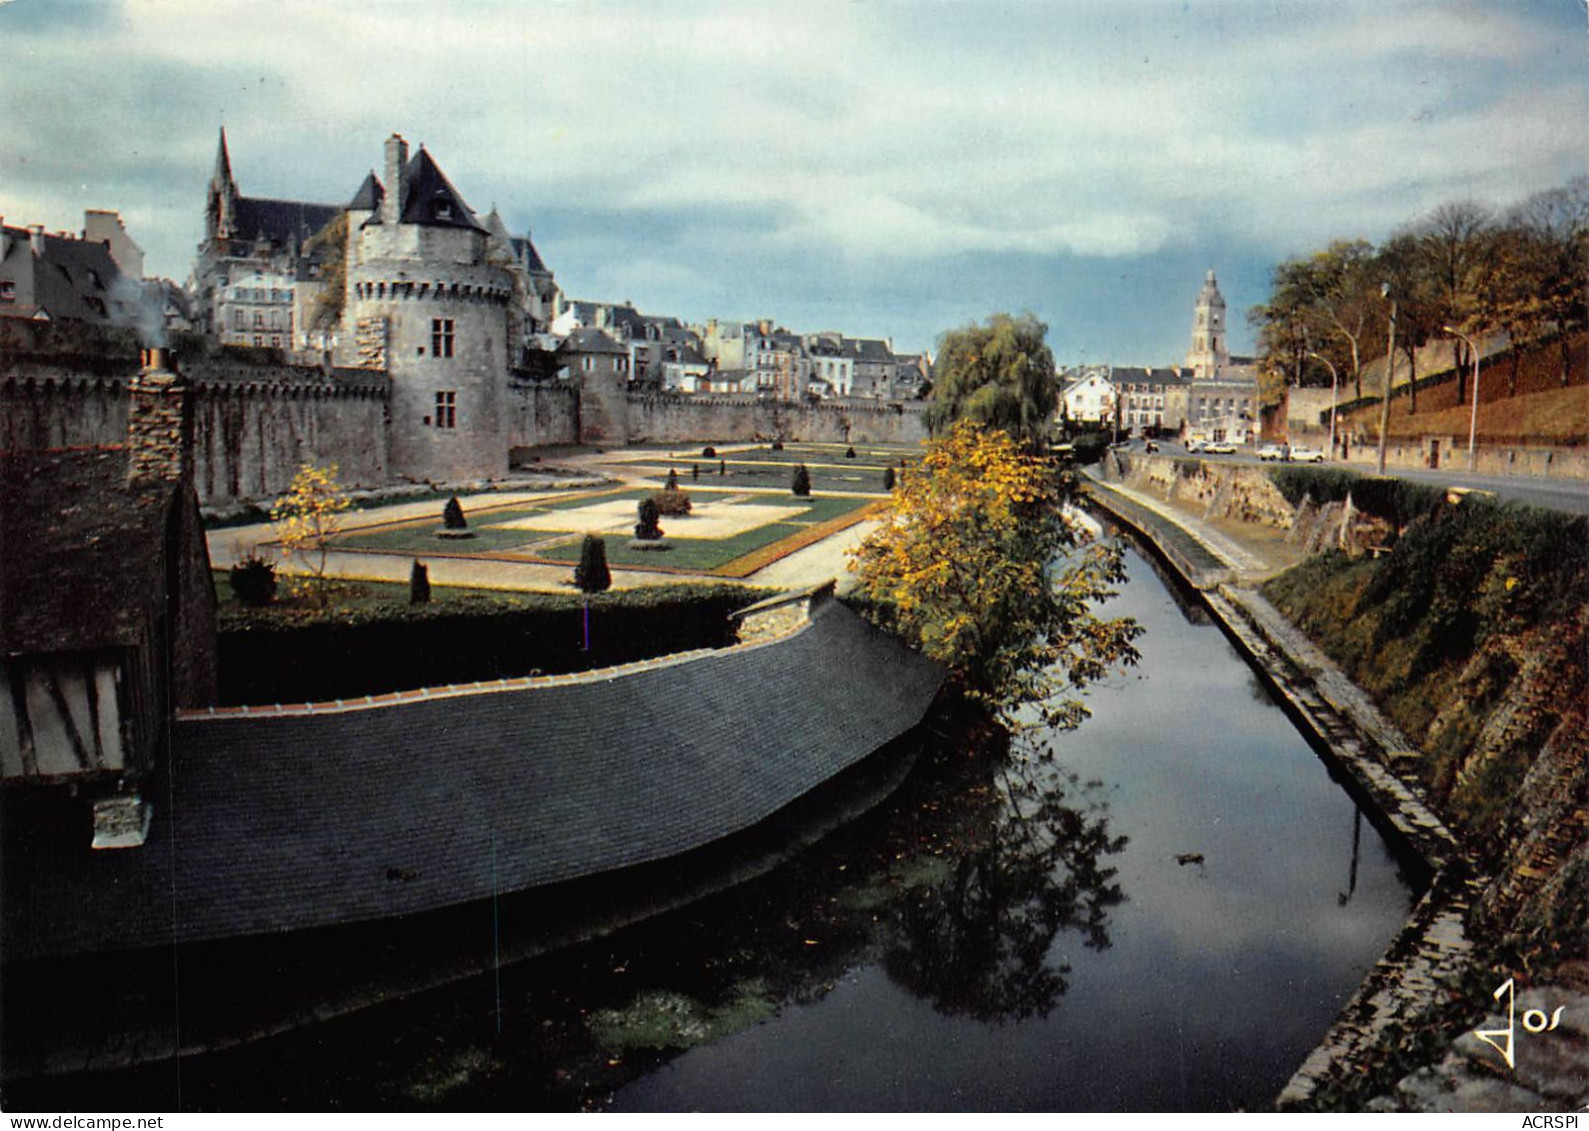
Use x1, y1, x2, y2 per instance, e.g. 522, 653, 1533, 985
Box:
7, 538, 1424, 1112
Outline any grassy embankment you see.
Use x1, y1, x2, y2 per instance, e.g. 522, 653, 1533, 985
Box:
1261, 469, 1586, 965
1336, 330, 1587, 445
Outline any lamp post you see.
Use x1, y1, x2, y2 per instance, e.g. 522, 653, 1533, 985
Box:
1443, 325, 1483, 471
1308, 350, 1341, 457
1376, 283, 1397, 476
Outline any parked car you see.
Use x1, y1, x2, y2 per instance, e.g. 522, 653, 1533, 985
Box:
1288, 446, 1326, 463
1185, 438, 1208, 453
1257, 443, 1286, 461
1206, 439, 1238, 455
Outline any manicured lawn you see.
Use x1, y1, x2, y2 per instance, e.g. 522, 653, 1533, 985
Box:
538, 494, 878, 572
640, 461, 894, 493
322, 488, 879, 574
326, 489, 638, 555
730, 443, 917, 467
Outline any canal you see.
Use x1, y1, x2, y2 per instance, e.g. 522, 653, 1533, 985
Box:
9, 536, 1424, 1112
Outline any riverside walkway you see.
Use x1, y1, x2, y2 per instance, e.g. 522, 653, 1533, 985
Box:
1082, 469, 1589, 1113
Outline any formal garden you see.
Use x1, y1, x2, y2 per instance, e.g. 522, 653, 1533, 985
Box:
315, 442, 917, 577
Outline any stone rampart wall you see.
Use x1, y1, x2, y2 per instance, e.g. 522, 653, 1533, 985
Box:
505, 380, 579, 453
192, 385, 389, 501
3, 374, 390, 504
625, 394, 928, 446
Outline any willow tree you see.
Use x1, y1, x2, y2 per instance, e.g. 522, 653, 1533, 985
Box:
926, 313, 1058, 450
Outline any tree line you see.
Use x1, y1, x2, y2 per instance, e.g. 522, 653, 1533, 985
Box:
1249, 176, 1587, 412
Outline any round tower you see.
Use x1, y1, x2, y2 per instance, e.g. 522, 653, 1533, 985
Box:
1185, 269, 1230, 380
341, 135, 513, 483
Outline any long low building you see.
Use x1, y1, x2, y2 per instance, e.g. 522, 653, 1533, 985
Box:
2, 594, 945, 962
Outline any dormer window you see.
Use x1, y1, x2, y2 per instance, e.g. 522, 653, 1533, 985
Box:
433, 192, 453, 221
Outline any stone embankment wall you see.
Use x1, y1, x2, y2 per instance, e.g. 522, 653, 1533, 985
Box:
1100, 450, 1297, 529
625, 394, 929, 446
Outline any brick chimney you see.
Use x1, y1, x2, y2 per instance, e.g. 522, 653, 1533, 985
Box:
383, 134, 408, 226
28, 224, 46, 257
127, 347, 193, 488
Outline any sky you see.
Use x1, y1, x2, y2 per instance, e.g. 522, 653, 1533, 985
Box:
2, 0, 1585, 363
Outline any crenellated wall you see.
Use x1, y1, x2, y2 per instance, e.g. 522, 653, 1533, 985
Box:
505, 379, 579, 454
3, 369, 390, 505
5, 329, 926, 505
624, 393, 929, 446
190, 383, 389, 501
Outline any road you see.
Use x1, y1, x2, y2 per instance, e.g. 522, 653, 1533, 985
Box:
1124, 441, 1589, 515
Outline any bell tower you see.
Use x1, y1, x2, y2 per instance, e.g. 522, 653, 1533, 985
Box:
1185, 269, 1230, 380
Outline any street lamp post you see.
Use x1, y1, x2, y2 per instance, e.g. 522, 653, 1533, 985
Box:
1308, 350, 1341, 457
1376, 284, 1397, 477
1443, 325, 1483, 472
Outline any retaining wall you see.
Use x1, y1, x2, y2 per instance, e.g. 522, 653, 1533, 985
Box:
1101, 450, 1296, 530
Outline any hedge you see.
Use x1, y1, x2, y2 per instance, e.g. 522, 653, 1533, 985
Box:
217, 583, 773, 705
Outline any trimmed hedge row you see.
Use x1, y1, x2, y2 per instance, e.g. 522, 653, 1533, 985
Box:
217, 584, 772, 705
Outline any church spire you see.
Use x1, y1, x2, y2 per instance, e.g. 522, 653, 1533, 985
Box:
213, 127, 234, 189
206, 127, 239, 241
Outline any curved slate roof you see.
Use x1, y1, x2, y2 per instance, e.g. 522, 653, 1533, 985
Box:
2, 602, 943, 959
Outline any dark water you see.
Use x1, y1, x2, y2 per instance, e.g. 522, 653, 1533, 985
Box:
607, 543, 1421, 1112
6, 540, 1421, 1112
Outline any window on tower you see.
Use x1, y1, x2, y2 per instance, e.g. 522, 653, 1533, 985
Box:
432, 318, 455, 358
435, 390, 457, 429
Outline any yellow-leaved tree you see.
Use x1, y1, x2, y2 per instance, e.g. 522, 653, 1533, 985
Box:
850, 421, 1140, 729
271, 463, 352, 607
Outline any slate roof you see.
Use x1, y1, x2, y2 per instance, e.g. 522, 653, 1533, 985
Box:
230, 197, 339, 247
397, 147, 485, 232
845, 338, 894, 363
1, 602, 945, 958
348, 171, 385, 211
666, 343, 709, 367
510, 235, 550, 273
1, 227, 136, 324
0, 446, 170, 656
558, 327, 627, 355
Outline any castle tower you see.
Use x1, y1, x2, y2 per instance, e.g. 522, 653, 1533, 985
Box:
1185, 269, 1230, 380
341, 135, 513, 483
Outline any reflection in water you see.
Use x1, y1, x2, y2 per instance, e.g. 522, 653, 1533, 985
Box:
8, 542, 1425, 1113
884, 747, 1127, 1022
1339, 807, 1363, 907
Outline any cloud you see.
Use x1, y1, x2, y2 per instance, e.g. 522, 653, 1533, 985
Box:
1, 0, 1582, 358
